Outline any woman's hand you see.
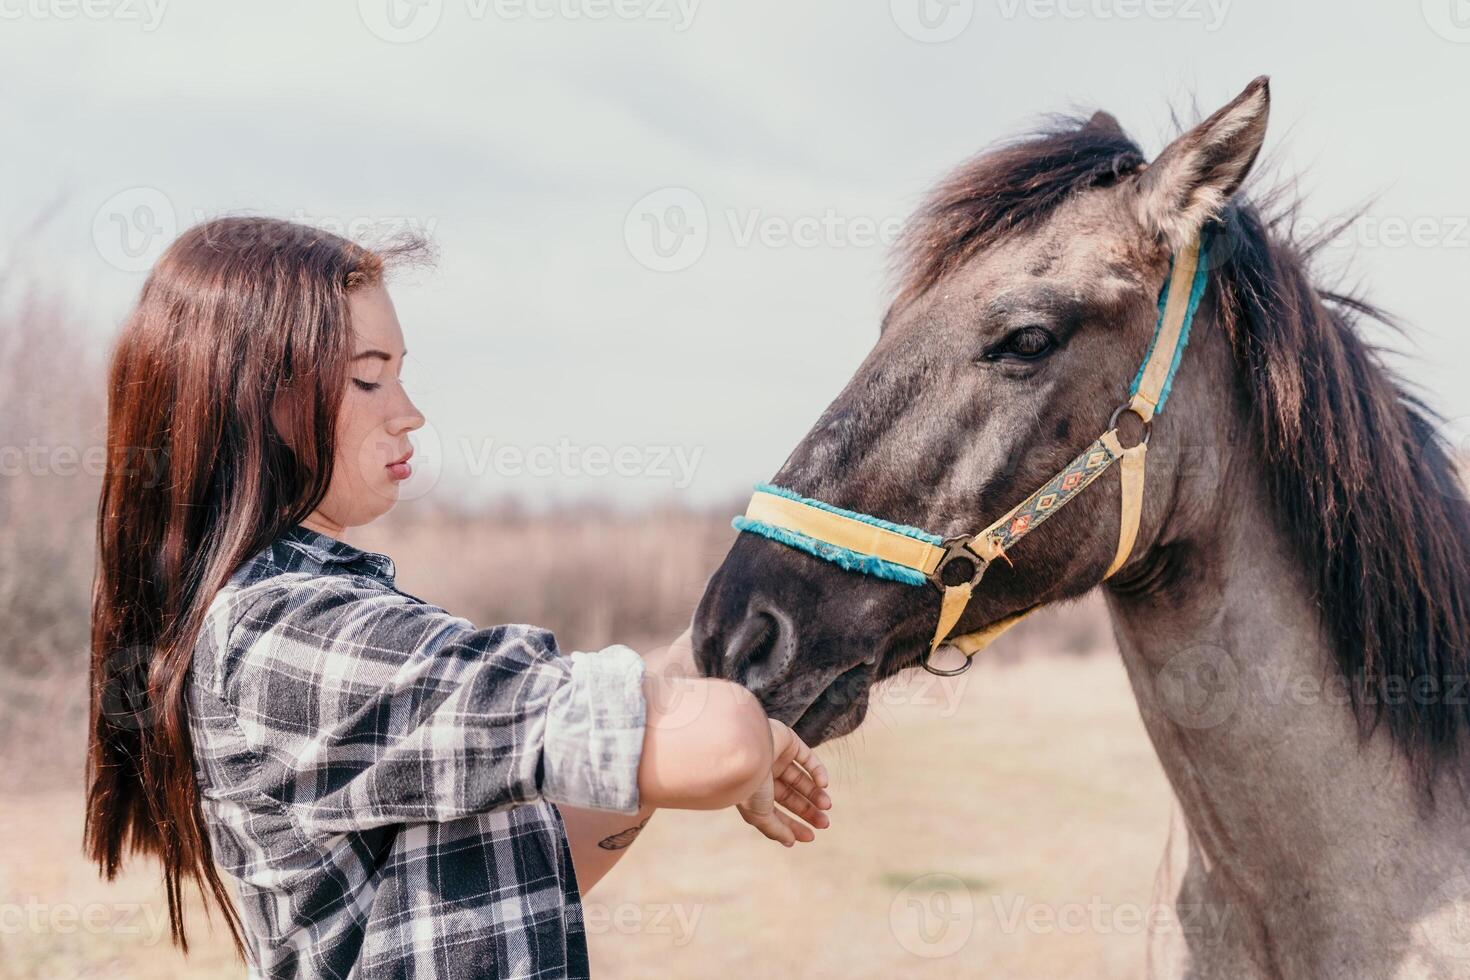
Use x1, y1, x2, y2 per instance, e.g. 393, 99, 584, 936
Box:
635, 631, 833, 844
737, 719, 832, 847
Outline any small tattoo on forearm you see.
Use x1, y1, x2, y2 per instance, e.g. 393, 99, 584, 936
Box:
597, 816, 651, 850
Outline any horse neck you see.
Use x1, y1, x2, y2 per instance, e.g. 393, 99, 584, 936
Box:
1097, 314, 1470, 975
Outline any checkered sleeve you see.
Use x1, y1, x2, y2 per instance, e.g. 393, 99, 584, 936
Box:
212, 577, 648, 839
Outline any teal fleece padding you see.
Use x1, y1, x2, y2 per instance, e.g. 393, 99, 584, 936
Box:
731, 515, 928, 587
1129, 234, 1212, 414
749, 483, 945, 544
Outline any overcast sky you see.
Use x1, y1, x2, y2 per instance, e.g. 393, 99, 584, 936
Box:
1, 0, 1465, 509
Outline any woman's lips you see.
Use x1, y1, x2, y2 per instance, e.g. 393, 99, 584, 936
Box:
386, 449, 413, 481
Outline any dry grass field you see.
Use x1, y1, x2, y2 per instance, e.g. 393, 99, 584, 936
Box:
6, 288, 1460, 977
1, 628, 1176, 980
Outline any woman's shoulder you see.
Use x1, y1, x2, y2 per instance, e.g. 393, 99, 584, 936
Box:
191, 525, 444, 696
191, 523, 567, 709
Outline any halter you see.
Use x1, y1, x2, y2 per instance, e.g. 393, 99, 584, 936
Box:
733, 229, 1211, 675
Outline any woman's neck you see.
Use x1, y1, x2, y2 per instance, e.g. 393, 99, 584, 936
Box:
298, 511, 346, 539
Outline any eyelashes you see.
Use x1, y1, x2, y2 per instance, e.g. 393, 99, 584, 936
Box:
352, 379, 381, 392
983, 325, 1060, 362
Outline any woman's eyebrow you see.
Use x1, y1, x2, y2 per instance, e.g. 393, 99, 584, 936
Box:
352, 349, 405, 361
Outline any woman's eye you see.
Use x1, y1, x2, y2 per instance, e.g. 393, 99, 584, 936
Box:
987, 326, 1059, 362
352, 379, 381, 392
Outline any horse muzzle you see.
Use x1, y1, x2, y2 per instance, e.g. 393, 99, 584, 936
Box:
693, 533, 923, 743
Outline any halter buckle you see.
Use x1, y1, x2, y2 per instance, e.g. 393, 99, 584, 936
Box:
929, 536, 990, 591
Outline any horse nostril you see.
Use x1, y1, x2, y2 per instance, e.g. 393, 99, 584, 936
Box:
724, 605, 797, 696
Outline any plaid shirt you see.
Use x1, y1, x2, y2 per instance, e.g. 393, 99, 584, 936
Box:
187, 524, 647, 980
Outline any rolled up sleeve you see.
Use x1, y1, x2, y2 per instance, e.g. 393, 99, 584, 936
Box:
211, 579, 649, 837
542, 645, 647, 814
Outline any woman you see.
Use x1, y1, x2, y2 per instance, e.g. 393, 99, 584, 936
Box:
83, 217, 832, 979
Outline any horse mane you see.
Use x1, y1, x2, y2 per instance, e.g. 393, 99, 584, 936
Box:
890, 116, 1148, 310
894, 116, 1470, 792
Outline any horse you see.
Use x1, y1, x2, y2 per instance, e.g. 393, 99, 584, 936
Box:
691, 76, 1470, 977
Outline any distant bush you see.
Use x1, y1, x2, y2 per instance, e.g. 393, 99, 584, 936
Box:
353, 500, 742, 654
0, 283, 107, 792
0, 280, 1127, 792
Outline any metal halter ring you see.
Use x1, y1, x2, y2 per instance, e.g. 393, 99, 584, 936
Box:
920, 645, 975, 677
928, 537, 990, 591
1108, 402, 1154, 449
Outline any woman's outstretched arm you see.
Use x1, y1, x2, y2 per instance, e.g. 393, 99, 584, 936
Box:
198, 586, 829, 858
557, 630, 832, 893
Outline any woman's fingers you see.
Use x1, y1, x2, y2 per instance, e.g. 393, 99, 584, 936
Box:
741, 804, 797, 847
773, 778, 830, 829
784, 732, 829, 789
739, 721, 834, 847
745, 801, 816, 845
775, 761, 830, 812
778, 810, 816, 844
740, 785, 827, 845
768, 720, 829, 789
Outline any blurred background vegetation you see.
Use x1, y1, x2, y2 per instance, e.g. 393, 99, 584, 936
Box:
7, 263, 1461, 979
0, 276, 1162, 979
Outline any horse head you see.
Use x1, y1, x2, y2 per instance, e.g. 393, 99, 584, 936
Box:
693, 77, 1270, 745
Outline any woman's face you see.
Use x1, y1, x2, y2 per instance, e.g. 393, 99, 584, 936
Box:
303, 284, 425, 533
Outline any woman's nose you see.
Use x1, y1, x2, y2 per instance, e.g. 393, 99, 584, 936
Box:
390, 390, 426, 434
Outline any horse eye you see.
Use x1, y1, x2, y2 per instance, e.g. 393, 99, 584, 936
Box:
987, 326, 1058, 362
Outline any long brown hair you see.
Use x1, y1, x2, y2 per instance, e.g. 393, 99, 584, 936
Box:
85, 216, 424, 952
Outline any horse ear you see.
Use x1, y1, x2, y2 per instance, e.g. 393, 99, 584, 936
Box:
1082, 110, 1124, 137
1136, 76, 1270, 249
